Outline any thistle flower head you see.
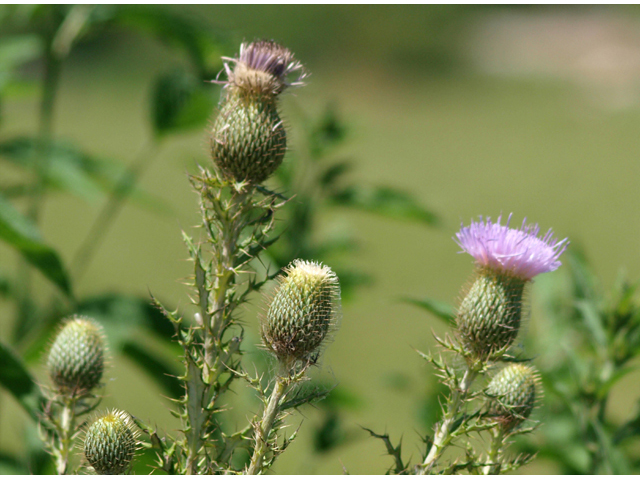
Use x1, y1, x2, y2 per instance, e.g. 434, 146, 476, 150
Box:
485, 363, 540, 432
83, 409, 139, 475
455, 214, 568, 281
262, 260, 341, 367
47, 316, 106, 396
218, 40, 306, 96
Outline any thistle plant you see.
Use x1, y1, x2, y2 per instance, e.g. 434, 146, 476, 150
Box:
83, 409, 139, 475
406, 215, 568, 474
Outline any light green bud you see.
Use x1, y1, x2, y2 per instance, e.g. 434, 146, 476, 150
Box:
47, 316, 105, 395
262, 260, 341, 365
486, 364, 539, 431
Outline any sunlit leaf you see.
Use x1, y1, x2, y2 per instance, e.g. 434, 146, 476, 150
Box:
0, 194, 72, 296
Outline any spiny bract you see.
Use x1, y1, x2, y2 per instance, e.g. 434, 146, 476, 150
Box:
456, 270, 526, 360
84, 409, 138, 475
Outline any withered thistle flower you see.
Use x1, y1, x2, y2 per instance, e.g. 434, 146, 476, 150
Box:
210, 40, 306, 185
262, 260, 341, 367
454, 214, 568, 359
47, 316, 106, 396
84, 409, 139, 474
485, 363, 540, 432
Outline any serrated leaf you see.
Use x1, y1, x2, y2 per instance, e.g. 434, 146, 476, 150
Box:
151, 69, 215, 136
403, 296, 455, 326
0, 194, 72, 296
575, 300, 607, 349
331, 185, 438, 225
0, 342, 45, 422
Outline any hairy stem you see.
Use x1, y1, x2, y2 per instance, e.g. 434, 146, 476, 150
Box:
418, 366, 478, 474
247, 377, 288, 475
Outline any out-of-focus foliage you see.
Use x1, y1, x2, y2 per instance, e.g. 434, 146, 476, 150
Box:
517, 247, 640, 474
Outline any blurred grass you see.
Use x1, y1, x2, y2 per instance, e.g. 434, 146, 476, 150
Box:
2, 5, 640, 474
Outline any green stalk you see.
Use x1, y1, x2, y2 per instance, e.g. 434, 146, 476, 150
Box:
53, 396, 78, 475
247, 377, 288, 475
482, 428, 504, 475
418, 366, 478, 475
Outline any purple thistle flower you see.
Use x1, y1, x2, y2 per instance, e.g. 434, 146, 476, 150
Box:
455, 214, 568, 280
216, 40, 306, 95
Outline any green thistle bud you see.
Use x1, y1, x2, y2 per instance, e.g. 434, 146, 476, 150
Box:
262, 260, 341, 366
485, 364, 539, 431
210, 40, 306, 184
456, 269, 526, 360
84, 409, 139, 475
47, 316, 105, 395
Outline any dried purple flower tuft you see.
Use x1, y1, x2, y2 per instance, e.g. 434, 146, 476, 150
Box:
217, 40, 306, 96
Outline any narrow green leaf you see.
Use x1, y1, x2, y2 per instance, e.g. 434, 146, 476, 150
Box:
0, 342, 45, 422
122, 341, 182, 398
331, 185, 439, 225
0, 194, 72, 296
575, 300, 607, 349
402, 296, 455, 326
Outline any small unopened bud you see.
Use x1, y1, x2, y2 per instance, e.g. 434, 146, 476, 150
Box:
262, 260, 341, 366
84, 409, 139, 475
485, 364, 539, 431
210, 40, 306, 185
47, 316, 105, 395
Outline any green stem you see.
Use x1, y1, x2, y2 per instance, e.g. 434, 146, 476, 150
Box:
247, 377, 288, 475
482, 428, 504, 475
54, 396, 77, 475
418, 366, 478, 475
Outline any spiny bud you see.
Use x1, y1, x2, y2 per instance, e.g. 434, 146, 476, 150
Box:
485, 364, 539, 431
262, 260, 341, 366
456, 270, 526, 360
210, 40, 305, 185
47, 316, 105, 395
84, 409, 139, 475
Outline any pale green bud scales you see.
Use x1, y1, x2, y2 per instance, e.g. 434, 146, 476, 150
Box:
456, 270, 525, 359
47, 316, 105, 395
84, 409, 138, 475
486, 363, 538, 431
262, 260, 341, 363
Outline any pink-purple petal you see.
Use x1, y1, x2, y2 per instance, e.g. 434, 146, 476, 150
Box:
455, 214, 568, 280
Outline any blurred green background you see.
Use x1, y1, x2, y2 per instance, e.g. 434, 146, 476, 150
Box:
3, 4, 640, 474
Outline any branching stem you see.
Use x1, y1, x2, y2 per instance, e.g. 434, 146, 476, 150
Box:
418, 366, 478, 474
247, 377, 288, 475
